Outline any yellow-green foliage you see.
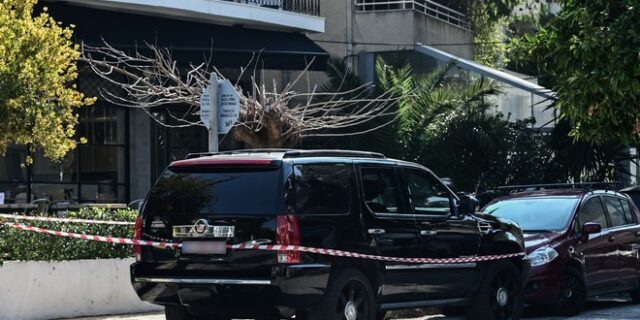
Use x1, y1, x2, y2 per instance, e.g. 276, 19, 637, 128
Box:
0, 0, 94, 161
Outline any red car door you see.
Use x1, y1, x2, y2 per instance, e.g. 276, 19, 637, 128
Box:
575, 196, 619, 293
602, 195, 640, 290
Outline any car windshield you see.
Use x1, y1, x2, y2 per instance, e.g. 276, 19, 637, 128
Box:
483, 197, 580, 232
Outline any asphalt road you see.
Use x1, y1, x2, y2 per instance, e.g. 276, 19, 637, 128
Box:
67, 297, 639, 320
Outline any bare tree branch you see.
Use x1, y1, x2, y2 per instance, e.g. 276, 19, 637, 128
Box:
81, 40, 402, 148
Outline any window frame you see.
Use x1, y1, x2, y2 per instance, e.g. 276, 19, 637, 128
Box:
620, 196, 639, 224
290, 162, 355, 216
358, 165, 410, 218
401, 167, 455, 219
602, 195, 636, 228
575, 195, 610, 233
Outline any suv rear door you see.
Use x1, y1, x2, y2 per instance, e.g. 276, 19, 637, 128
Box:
139, 161, 284, 278
401, 167, 481, 299
358, 165, 421, 303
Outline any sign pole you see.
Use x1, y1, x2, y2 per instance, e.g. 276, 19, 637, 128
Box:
208, 73, 219, 153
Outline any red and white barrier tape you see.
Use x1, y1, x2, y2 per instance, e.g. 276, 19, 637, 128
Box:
2, 223, 178, 249
229, 244, 525, 264
1, 222, 525, 264
0, 213, 134, 225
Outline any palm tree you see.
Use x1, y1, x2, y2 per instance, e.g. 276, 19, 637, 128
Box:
377, 58, 499, 165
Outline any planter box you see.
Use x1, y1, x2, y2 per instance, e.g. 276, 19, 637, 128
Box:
0, 259, 162, 320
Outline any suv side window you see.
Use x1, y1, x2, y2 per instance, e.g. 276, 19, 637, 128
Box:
404, 169, 452, 215
360, 167, 404, 214
577, 197, 609, 230
294, 164, 351, 215
603, 196, 631, 227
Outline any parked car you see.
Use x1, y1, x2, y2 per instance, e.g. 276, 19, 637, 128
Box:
131, 149, 529, 320
483, 188, 640, 316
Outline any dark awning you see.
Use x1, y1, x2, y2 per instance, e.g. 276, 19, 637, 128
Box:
41, 2, 328, 70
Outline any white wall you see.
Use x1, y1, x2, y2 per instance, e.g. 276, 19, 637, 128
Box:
0, 259, 161, 320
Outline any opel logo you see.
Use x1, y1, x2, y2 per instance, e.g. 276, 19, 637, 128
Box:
193, 219, 209, 235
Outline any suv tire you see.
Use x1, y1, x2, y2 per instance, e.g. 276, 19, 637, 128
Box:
165, 306, 194, 320
553, 267, 587, 316
466, 261, 523, 320
310, 269, 375, 320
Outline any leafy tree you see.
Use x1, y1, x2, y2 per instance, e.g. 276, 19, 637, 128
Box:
510, 0, 640, 145
377, 59, 498, 165
377, 58, 562, 192
548, 118, 634, 182
0, 0, 94, 161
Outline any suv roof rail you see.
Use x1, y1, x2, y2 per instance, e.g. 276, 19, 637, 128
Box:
185, 149, 296, 159
283, 149, 385, 159
497, 182, 621, 191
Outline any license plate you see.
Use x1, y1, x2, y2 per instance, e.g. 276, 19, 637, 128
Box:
181, 241, 227, 255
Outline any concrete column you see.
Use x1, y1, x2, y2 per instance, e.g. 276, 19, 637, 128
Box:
129, 109, 152, 201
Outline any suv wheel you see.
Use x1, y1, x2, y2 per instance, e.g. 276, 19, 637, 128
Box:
553, 267, 587, 316
466, 261, 523, 320
310, 269, 375, 320
165, 306, 194, 320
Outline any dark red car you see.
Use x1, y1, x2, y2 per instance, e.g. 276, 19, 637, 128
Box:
482, 189, 640, 316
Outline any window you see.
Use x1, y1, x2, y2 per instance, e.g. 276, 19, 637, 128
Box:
620, 199, 637, 223
604, 196, 631, 227
294, 164, 351, 215
0, 104, 130, 204
484, 197, 579, 232
405, 169, 452, 215
145, 168, 281, 215
577, 197, 608, 229
360, 167, 403, 213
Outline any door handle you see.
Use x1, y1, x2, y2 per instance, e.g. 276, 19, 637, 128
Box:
368, 228, 386, 235
635, 231, 640, 237
608, 235, 616, 242
420, 230, 438, 236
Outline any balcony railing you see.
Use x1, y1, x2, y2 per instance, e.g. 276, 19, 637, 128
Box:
227, 0, 320, 16
355, 0, 470, 30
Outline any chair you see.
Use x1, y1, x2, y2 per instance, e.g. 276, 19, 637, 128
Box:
50, 199, 79, 217
28, 198, 51, 215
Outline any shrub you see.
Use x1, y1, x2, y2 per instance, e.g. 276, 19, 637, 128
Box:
0, 208, 138, 265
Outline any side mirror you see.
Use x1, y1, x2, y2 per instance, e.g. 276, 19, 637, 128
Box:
458, 195, 479, 215
580, 222, 602, 242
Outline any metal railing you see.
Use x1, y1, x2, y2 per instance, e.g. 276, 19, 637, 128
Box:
227, 0, 320, 16
355, 0, 470, 30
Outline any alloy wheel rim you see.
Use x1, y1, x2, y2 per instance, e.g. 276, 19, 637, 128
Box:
490, 272, 518, 320
560, 273, 584, 304
336, 280, 367, 320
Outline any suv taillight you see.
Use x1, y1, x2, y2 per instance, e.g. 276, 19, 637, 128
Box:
276, 215, 300, 264
133, 215, 143, 262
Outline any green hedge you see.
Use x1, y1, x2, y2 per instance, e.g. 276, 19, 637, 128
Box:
0, 208, 138, 264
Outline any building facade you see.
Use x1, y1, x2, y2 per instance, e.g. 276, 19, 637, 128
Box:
0, 0, 326, 205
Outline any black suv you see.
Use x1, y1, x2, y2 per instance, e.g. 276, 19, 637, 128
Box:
131, 150, 530, 320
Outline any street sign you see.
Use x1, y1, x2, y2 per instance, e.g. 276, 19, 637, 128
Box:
216, 79, 240, 134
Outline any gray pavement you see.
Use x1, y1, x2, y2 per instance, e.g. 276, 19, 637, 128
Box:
66, 297, 639, 320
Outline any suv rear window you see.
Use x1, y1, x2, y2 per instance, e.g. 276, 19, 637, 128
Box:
294, 164, 351, 215
144, 167, 281, 215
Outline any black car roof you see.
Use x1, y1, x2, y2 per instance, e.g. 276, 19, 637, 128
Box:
176, 149, 423, 167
